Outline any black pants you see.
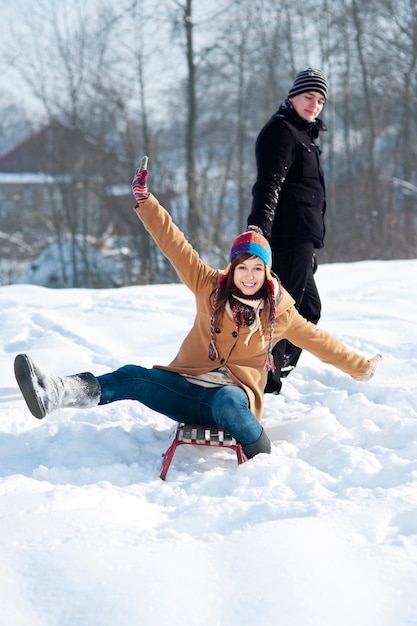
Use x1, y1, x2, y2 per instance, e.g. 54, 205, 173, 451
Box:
266, 239, 321, 393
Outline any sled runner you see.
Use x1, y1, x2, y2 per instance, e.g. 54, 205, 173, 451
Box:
160, 423, 247, 480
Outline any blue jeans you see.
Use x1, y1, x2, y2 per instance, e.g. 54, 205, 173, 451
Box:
97, 365, 262, 445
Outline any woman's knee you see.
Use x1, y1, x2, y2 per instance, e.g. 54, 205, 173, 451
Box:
211, 386, 249, 417
210, 386, 262, 443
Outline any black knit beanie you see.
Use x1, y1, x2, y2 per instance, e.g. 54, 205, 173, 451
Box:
288, 68, 329, 101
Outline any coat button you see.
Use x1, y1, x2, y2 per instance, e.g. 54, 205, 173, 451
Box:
215, 327, 221, 334
232, 331, 238, 337
220, 358, 225, 365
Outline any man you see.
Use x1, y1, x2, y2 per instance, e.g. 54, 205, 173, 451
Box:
247, 68, 329, 393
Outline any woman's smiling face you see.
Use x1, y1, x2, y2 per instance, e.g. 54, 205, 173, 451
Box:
233, 256, 266, 296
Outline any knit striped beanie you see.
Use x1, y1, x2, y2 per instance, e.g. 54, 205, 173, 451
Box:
288, 68, 329, 101
230, 226, 272, 269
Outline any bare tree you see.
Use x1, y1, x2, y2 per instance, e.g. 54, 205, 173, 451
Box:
3, 0, 163, 286
1, 0, 417, 288
377, 0, 417, 253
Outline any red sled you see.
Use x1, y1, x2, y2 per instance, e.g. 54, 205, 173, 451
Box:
160, 423, 247, 480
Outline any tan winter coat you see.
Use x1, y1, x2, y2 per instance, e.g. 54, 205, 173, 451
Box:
134, 195, 373, 421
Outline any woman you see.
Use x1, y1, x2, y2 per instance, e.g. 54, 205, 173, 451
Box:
14, 158, 381, 460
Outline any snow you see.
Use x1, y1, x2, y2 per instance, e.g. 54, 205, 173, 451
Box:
1, 258, 417, 626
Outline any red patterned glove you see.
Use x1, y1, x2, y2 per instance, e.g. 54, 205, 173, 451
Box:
132, 155, 150, 205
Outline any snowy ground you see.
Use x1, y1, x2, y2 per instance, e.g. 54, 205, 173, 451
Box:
1, 258, 417, 626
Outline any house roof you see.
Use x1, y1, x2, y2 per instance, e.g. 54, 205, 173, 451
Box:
0, 120, 121, 178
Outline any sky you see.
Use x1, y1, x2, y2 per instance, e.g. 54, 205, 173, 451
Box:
1, 257, 417, 625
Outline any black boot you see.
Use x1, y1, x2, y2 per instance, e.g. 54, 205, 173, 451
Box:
14, 353, 100, 419
242, 428, 271, 459
264, 372, 282, 394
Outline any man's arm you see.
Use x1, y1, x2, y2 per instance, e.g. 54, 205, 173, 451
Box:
247, 120, 295, 239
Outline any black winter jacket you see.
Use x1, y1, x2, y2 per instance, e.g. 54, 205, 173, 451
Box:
248, 100, 327, 249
